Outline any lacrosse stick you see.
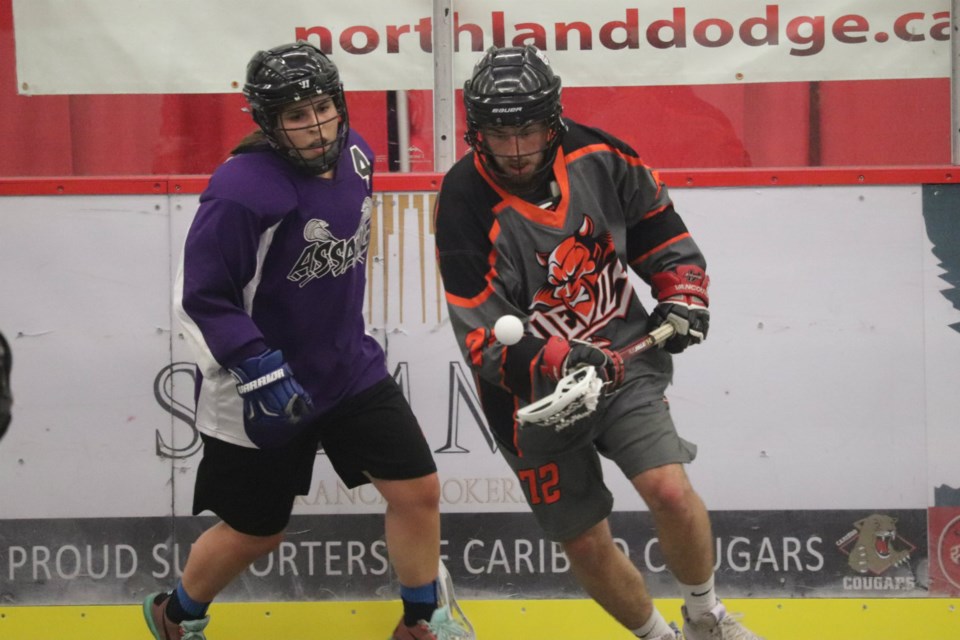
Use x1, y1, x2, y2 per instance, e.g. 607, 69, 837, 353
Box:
517, 323, 676, 431
436, 559, 476, 639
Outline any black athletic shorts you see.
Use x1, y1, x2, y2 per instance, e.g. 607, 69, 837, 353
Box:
192, 376, 437, 536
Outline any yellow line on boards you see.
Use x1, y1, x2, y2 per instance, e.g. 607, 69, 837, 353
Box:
1, 598, 958, 639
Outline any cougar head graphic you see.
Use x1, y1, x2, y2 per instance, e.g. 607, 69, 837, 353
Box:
847, 514, 912, 574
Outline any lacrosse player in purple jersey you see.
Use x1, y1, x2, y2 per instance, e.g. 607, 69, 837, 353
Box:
435, 46, 763, 640
143, 41, 472, 640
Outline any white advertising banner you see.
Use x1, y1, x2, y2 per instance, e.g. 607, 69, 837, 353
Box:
1, 184, 957, 518
1, 183, 958, 602
11, 0, 951, 94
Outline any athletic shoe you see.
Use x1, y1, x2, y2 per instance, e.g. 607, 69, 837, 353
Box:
681, 602, 765, 640
143, 592, 210, 640
391, 605, 473, 640
653, 622, 683, 639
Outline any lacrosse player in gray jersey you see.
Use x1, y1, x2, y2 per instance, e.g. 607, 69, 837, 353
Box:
435, 46, 764, 640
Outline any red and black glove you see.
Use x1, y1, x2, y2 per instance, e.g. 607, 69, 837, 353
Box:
650, 265, 710, 354
540, 335, 625, 389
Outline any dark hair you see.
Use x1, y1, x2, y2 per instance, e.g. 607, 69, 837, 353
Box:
231, 129, 269, 155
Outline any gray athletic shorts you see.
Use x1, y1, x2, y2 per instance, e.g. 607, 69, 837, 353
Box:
501, 393, 697, 542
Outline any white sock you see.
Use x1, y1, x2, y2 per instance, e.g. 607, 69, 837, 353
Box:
678, 576, 718, 620
632, 608, 674, 638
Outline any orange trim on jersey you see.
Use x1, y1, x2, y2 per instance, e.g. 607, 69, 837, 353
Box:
444, 219, 503, 309
497, 343, 511, 387
629, 231, 692, 266
465, 327, 487, 368
475, 152, 570, 229
650, 168, 665, 199
641, 203, 669, 220
488, 218, 501, 244
513, 403, 523, 456
565, 143, 648, 167
513, 355, 543, 456
566, 143, 668, 214
445, 285, 495, 309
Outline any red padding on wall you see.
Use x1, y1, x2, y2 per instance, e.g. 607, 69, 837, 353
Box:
0, 167, 955, 196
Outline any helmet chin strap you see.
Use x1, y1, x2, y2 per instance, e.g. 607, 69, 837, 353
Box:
275, 121, 345, 175
482, 142, 556, 196
291, 138, 341, 175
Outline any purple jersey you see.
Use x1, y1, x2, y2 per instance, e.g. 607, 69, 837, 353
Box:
175, 131, 386, 448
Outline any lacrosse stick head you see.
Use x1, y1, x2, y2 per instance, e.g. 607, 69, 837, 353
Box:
436, 560, 476, 639
517, 365, 603, 431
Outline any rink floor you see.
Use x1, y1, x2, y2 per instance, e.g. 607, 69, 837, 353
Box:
1, 597, 958, 638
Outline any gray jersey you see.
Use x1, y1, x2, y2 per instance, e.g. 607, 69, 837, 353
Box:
435, 120, 707, 455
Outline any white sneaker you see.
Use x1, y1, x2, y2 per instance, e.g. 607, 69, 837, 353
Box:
681, 602, 764, 640
652, 622, 682, 639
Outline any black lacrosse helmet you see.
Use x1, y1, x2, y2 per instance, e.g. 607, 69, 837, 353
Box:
463, 46, 566, 192
243, 41, 349, 175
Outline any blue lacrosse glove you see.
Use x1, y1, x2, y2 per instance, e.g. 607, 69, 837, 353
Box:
228, 349, 313, 448
650, 266, 710, 354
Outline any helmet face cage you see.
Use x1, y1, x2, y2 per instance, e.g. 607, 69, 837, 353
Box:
463, 46, 565, 193
243, 41, 349, 175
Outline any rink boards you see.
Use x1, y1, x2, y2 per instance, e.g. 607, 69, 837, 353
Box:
0, 181, 958, 638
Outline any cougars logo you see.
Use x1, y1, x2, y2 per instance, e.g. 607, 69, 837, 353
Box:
838, 514, 914, 575
530, 215, 630, 340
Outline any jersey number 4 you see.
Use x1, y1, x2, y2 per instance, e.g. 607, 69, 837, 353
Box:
350, 145, 372, 188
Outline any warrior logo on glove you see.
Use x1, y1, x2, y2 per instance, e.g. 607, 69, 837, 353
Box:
229, 349, 314, 449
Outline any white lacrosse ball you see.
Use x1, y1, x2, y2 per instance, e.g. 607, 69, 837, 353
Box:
494, 315, 524, 346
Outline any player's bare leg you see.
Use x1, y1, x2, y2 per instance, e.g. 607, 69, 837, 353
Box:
632, 463, 714, 586
144, 522, 282, 640
563, 519, 653, 627
563, 519, 678, 638
634, 464, 765, 639
180, 521, 284, 600
374, 473, 473, 640
373, 473, 442, 586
